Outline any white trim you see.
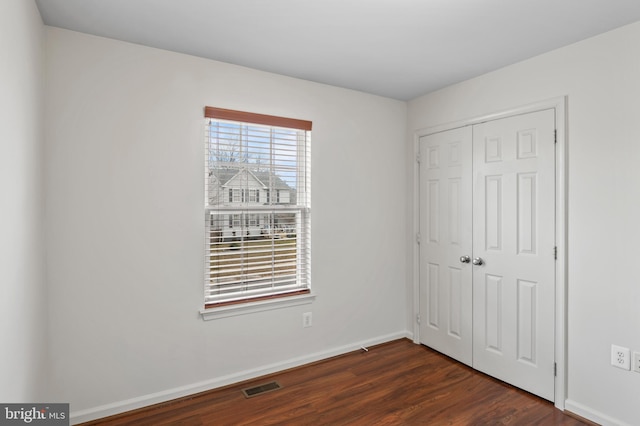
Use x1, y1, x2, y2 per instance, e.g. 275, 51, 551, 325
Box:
553, 97, 568, 411
414, 97, 567, 138
411, 96, 568, 410
412, 134, 421, 344
565, 399, 630, 426
69, 331, 411, 425
200, 292, 316, 320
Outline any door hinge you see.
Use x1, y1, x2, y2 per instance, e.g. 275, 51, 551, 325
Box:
554, 246, 557, 260
554, 129, 557, 144
416, 152, 421, 164
416, 314, 421, 325
554, 362, 557, 377
416, 233, 421, 245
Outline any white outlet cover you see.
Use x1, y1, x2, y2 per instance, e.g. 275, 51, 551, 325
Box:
633, 352, 640, 373
611, 344, 631, 370
302, 312, 312, 328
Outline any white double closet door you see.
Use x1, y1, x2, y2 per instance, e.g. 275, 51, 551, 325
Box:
419, 109, 556, 401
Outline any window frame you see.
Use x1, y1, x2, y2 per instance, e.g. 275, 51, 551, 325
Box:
201, 107, 312, 317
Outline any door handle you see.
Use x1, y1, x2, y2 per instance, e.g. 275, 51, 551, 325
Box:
459, 255, 471, 264
472, 257, 484, 266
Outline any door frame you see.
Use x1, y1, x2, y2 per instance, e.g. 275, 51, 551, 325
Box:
412, 97, 567, 410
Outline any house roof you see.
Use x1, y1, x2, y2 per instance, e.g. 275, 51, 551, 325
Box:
209, 167, 292, 190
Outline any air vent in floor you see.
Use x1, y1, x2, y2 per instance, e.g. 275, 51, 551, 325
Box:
241, 381, 282, 398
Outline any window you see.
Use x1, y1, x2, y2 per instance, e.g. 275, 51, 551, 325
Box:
230, 188, 242, 203
247, 214, 259, 227
248, 189, 259, 203
204, 107, 311, 308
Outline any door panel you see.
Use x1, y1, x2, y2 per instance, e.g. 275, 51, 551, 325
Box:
419, 108, 556, 401
472, 109, 556, 401
419, 126, 473, 366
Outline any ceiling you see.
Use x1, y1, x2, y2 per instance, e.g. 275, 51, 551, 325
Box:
35, 0, 640, 101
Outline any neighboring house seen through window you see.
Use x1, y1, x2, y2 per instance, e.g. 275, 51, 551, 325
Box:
204, 107, 311, 307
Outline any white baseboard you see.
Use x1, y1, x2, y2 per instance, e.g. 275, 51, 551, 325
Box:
70, 330, 412, 424
565, 399, 630, 426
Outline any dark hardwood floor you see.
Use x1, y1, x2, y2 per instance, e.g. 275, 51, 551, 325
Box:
82, 339, 594, 426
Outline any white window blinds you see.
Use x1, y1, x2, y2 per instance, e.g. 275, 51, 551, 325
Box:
204, 107, 311, 307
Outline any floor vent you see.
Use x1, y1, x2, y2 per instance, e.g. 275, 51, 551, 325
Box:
242, 381, 282, 398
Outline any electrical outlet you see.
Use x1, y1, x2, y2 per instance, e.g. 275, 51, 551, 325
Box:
633, 352, 640, 373
611, 344, 630, 370
302, 312, 312, 328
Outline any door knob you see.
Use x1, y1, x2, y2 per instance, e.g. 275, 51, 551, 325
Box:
459, 255, 471, 264
472, 257, 484, 266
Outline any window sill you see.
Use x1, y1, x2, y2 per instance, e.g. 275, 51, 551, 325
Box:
200, 292, 316, 321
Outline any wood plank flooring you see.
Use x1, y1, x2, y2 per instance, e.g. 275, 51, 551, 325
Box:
81, 339, 593, 426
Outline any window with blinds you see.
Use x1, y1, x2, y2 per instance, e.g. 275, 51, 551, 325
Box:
204, 107, 311, 307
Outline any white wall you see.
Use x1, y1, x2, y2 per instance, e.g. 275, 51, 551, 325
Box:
44, 28, 407, 422
0, 0, 47, 403
407, 22, 640, 426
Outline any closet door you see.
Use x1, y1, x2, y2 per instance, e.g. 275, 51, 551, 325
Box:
472, 109, 556, 401
418, 126, 473, 365
419, 108, 556, 401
